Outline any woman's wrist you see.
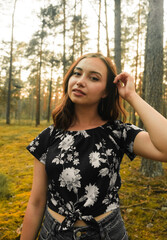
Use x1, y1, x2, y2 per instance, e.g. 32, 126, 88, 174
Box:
124, 91, 139, 105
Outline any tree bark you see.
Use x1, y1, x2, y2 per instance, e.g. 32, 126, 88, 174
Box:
47, 66, 53, 123
6, 0, 17, 124
132, 0, 141, 125
80, 0, 83, 56
140, 0, 164, 177
63, 0, 66, 76
105, 0, 109, 57
114, 0, 121, 74
36, 20, 44, 126
97, 0, 101, 52
72, 0, 77, 62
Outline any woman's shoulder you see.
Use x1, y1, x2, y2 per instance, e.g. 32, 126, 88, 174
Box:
106, 120, 124, 130
38, 124, 55, 137
106, 120, 143, 135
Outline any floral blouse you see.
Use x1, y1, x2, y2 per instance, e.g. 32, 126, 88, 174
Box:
27, 120, 143, 231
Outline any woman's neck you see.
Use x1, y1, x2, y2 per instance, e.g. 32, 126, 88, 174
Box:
68, 105, 106, 131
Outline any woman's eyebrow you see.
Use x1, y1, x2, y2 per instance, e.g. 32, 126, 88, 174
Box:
74, 67, 102, 77
74, 67, 82, 71
90, 71, 102, 77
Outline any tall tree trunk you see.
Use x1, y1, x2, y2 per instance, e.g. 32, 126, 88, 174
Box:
138, 73, 144, 128
104, 0, 109, 57
114, 0, 121, 74
80, 0, 83, 55
140, 0, 164, 177
97, 0, 101, 52
72, 0, 77, 62
132, 0, 141, 125
63, 0, 66, 76
36, 64, 40, 126
6, 0, 17, 124
36, 13, 45, 126
47, 66, 53, 122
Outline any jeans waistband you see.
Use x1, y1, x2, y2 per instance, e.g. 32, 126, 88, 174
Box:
40, 207, 127, 240
45, 206, 120, 231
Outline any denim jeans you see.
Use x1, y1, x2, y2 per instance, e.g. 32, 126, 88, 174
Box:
38, 208, 128, 240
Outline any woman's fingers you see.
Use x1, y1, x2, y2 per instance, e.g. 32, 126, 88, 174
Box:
113, 72, 129, 84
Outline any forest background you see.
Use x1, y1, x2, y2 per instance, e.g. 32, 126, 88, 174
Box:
0, 0, 167, 239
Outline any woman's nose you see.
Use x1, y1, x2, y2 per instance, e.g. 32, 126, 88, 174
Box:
76, 75, 86, 87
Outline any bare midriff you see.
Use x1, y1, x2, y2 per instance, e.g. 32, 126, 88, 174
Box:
48, 207, 112, 227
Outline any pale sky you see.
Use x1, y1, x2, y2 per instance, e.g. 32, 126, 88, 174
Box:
0, 0, 167, 61
0, 0, 166, 47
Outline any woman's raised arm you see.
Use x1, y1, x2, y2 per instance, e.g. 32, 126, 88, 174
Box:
114, 72, 167, 162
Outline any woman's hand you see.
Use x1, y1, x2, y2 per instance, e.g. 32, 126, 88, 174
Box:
114, 73, 167, 163
113, 72, 136, 102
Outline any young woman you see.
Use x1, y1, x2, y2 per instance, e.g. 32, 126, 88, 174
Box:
21, 53, 167, 240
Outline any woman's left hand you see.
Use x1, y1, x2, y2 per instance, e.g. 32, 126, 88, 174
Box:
113, 72, 136, 101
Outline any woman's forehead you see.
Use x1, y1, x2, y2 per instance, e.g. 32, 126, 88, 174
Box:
75, 57, 107, 75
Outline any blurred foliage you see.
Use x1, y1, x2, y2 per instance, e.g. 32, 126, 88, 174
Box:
0, 174, 11, 199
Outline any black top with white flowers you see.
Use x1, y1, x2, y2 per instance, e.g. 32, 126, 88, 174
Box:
27, 120, 143, 230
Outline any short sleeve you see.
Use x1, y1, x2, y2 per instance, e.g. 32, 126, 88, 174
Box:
122, 123, 144, 161
26, 125, 55, 164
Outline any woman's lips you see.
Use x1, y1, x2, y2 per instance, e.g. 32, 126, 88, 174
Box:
72, 88, 86, 96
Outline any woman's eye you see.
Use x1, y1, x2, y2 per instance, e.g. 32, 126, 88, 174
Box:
73, 72, 81, 76
91, 76, 99, 81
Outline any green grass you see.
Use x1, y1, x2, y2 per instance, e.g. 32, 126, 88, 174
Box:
0, 174, 11, 199
0, 124, 167, 239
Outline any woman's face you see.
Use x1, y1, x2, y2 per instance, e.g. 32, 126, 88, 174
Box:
68, 57, 108, 108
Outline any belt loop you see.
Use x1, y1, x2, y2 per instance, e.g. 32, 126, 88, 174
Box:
73, 228, 78, 240
51, 220, 58, 236
98, 222, 106, 240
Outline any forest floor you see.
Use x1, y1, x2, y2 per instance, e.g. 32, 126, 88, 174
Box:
0, 123, 167, 240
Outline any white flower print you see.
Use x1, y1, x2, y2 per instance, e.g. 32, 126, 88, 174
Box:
89, 151, 105, 168
59, 167, 81, 193
67, 154, 73, 161
29, 146, 36, 152
109, 135, 119, 150
66, 201, 74, 212
122, 129, 127, 140
95, 142, 103, 150
66, 220, 72, 228
82, 215, 93, 221
83, 184, 99, 207
52, 157, 64, 165
109, 172, 117, 189
106, 203, 118, 212
58, 135, 74, 151
74, 151, 79, 157
78, 130, 90, 138
127, 141, 134, 153
73, 159, 79, 165
49, 125, 54, 135
34, 141, 39, 146
29, 137, 39, 147
29, 140, 34, 146
61, 152, 65, 158
106, 149, 112, 156
27, 120, 140, 231
127, 124, 141, 131
115, 160, 119, 170
39, 153, 47, 164
58, 207, 65, 215
99, 168, 109, 177
112, 130, 122, 138
102, 196, 110, 205
51, 197, 58, 206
